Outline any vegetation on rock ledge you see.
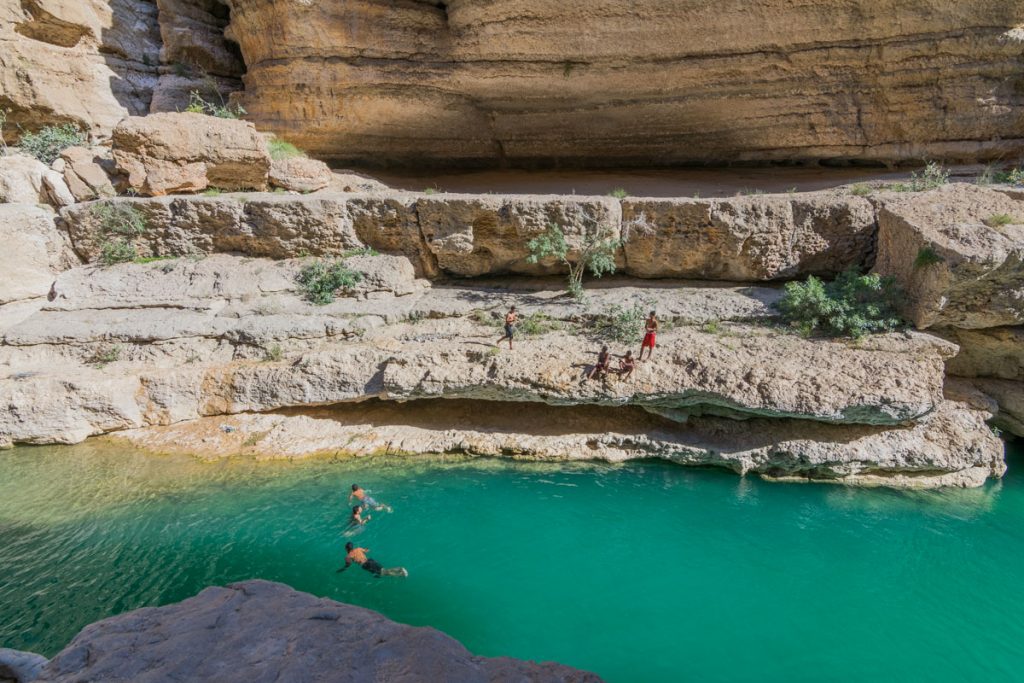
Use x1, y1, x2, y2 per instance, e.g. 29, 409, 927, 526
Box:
297, 258, 363, 305
527, 222, 619, 299
777, 270, 903, 339
18, 123, 87, 164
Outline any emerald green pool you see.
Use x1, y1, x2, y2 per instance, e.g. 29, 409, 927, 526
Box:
2, 442, 1023, 682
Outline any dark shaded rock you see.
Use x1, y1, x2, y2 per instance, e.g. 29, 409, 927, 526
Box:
36, 579, 601, 682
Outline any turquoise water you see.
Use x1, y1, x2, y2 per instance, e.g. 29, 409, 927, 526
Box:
2, 442, 1023, 682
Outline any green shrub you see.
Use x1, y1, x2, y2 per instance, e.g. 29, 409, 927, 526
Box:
87, 344, 123, 367
985, 213, 1017, 228
471, 309, 501, 327
99, 238, 137, 265
850, 184, 872, 197
423, 187, 438, 195
701, 319, 721, 334
589, 301, 648, 343
185, 90, 245, 119
263, 344, 283, 362
341, 246, 379, 258
777, 270, 903, 339
18, 124, 87, 164
202, 187, 223, 197
527, 222, 619, 299
608, 188, 628, 199
296, 259, 362, 304
92, 202, 146, 237
889, 161, 949, 192
268, 138, 305, 161
518, 312, 563, 337
913, 246, 944, 270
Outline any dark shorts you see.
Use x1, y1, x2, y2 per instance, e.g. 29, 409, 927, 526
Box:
361, 559, 383, 576
504, 323, 514, 338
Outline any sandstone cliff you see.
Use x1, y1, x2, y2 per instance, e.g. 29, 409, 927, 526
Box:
227, 0, 1024, 167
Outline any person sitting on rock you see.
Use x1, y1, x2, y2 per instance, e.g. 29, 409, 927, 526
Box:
639, 311, 658, 361
617, 350, 636, 380
348, 505, 370, 528
337, 542, 408, 578
349, 484, 391, 512
588, 345, 612, 380
496, 306, 518, 350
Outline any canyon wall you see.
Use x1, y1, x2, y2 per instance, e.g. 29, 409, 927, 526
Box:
226, 0, 1024, 167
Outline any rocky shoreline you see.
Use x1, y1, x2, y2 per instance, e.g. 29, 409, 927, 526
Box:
0, 580, 600, 683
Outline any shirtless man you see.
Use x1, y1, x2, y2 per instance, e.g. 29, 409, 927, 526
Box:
617, 350, 636, 380
348, 505, 370, 529
348, 484, 391, 512
639, 311, 658, 361
587, 345, 611, 380
496, 306, 518, 350
337, 542, 408, 578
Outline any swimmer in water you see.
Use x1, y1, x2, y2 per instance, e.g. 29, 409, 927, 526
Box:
348, 484, 392, 512
348, 505, 370, 529
337, 542, 408, 578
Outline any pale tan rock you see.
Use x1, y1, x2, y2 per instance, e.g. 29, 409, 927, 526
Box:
0, 203, 77, 304
0, 154, 74, 207
873, 184, 1024, 329
0, 0, 161, 140
59, 146, 116, 201
942, 326, 1024, 381
964, 378, 1024, 438
115, 396, 1005, 489
111, 113, 271, 195
268, 155, 332, 193
622, 193, 876, 280
228, 0, 1024, 167
34, 580, 599, 683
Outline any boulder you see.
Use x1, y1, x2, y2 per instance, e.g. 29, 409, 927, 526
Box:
942, 326, 1024, 381
0, 154, 75, 207
622, 193, 876, 280
0, 204, 77, 304
34, 580, 599, 683
59, 146, 117, 202
873, 184, 1024, 329
0, 647, 48, 683
959, 378, 1024, 438
111, 113, 271, 196
268, 155, 333, 193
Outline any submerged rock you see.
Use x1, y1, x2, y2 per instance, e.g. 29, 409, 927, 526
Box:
34, 580, 600, 682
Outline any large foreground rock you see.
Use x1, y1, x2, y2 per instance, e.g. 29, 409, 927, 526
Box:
112, 113, 271, 196
873, 184, 1024, 329
34, 580, 598, 682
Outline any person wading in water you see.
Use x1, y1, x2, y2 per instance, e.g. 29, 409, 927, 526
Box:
639, 311, 658, 361
496, 306, 518, 350
337, 542, 408, 578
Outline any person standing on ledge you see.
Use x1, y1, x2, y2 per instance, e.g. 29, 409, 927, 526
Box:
348, 484, 392, 512
496, 305, 518, 350
639, 311, 658, 361
337, 542, 408, 578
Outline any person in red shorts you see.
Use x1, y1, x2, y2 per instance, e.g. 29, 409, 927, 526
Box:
639, 311, 658, 361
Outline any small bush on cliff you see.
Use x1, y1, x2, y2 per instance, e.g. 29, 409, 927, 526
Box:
985, 213, 1017, 228
777, 270, 903, 339
296, 258, 363, 304
268, 138, 306, 161
588, 301, 649, 343
913, 246, 944, 270
889, 162, 949, 192
527, 222, 618, 299
185, 90, 246, 119
92, 203, 147, 265
18, 124, 87, 164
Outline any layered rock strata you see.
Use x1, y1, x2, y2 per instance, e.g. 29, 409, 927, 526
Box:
28, 580, 599, 682
0, 253, 1004, 487
59, 188, 880, 280
225, 0, 1024, 167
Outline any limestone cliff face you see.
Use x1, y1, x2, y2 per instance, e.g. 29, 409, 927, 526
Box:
226, 0, 1024, 167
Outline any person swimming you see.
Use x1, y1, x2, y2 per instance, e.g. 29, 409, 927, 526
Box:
337, 542, 408, 578
348, 484, 392, 512
348, 505, 370, 529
